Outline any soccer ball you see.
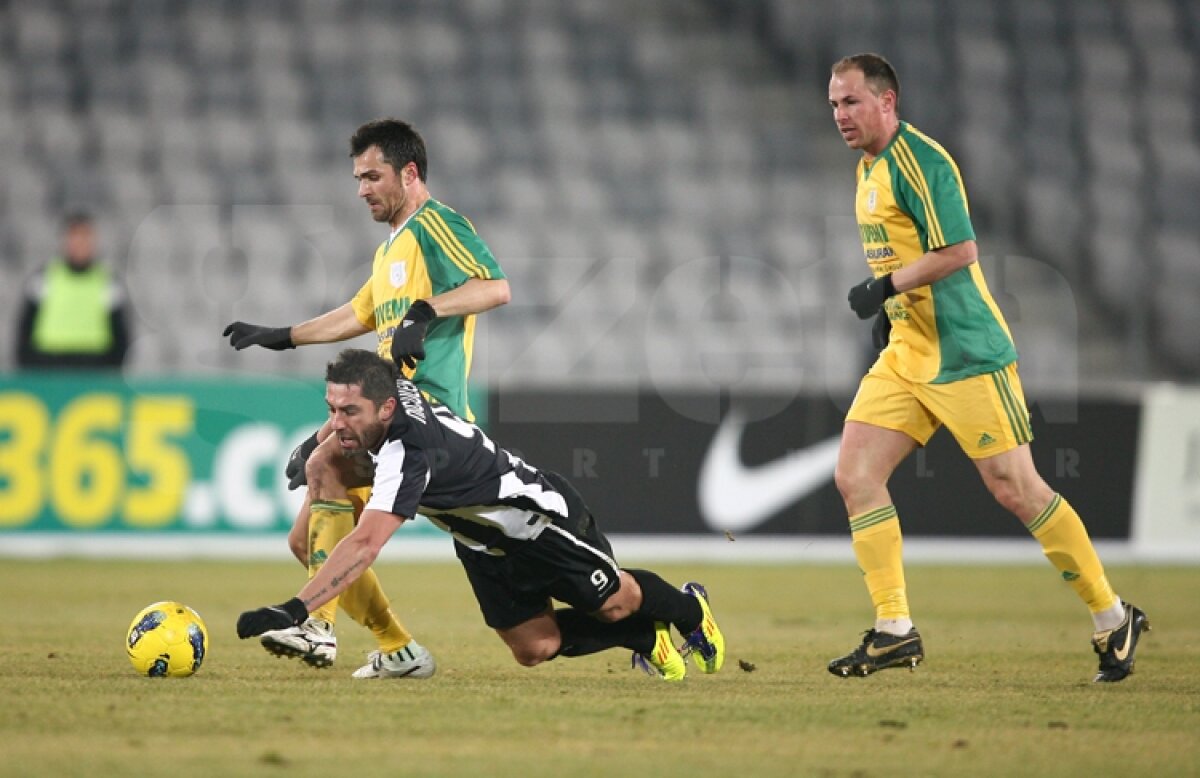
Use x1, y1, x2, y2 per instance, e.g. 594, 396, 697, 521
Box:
126, 601, 209, 677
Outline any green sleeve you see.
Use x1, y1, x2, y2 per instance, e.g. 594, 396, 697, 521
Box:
921, 153, 974, 248
893, 144, 976, 251
416, 207, 506, 294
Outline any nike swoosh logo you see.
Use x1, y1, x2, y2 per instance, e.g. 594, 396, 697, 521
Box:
1112, 615, 1136, 662
866, 637, 919, 658
699, 409, 841, 532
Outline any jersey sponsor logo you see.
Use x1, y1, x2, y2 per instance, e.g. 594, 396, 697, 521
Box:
699, 409, 841, 533
858, 222, 889, 243
373, 297, 412, 327
389, 262, 407, 288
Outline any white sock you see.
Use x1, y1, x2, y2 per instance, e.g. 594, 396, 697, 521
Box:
875, 617, 914, 636
1092, 598, 1125, 633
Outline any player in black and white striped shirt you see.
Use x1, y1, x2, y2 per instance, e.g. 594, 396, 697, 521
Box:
237, 349, 725, 682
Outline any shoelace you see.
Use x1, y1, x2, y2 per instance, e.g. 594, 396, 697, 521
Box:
680, 629, 714, 661
630, 653, 659, 677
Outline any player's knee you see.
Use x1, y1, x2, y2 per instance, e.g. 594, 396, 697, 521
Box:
984, 471, 1032, 515
286, 507, 310, 563
834, 463, 873, 506
594, 601, 630, 623
989, 476, 1052, 519
304, 448, 339, 496
286, 529, 306, 563
989, 483, 1022, 514
595, 575, 639, 622
509, 638, 559, 667
511, 650, 543, 668
597, 583, 643, 619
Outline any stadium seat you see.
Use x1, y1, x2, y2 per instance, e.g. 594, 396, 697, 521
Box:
1, 0, 1193, 382
13, 9, 67, 65
1152, 230, 1200, 370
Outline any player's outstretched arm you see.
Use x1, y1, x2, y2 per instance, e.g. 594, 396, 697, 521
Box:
224, 304, 371, 353
289, 302, 373, 346
222, 321, 295, 351
236, 598, 307, 637
297, 509, 404, 612
236, 509, 405, 639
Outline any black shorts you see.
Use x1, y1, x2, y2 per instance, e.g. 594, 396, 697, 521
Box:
455, 473, 621, 630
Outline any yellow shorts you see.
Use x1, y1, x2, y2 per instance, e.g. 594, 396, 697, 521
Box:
846, 358, 1033, 459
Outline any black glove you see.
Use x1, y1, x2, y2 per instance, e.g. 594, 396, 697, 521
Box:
223, 322, 295, 351
390, 299, 437, 370
236, 597, 308, 639
284, 431, 320, 490
872, 308, 892, 350
847, 273, 896, 320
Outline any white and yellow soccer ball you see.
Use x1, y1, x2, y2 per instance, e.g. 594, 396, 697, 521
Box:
126, 601, 209, 677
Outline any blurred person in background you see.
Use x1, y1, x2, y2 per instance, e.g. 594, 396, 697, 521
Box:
223, 119, 510, 679
16, 212, 130, 370
827, 53, 1148, 683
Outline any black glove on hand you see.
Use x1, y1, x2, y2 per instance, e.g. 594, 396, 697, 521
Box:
223, 322, 295, 351
847, 273, 896, 320
284, 431, 320, 490
872, 308, 892, 351
236, 597, 308, 639
390, 299, 437, 370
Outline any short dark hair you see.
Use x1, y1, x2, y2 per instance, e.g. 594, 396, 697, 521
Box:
832, 53, 900, 111
63, 211, 93, 229
349, 118, 428, 181
325, 349, 400, 407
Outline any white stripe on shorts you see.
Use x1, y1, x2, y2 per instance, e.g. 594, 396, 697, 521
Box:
542, 522, 620, 578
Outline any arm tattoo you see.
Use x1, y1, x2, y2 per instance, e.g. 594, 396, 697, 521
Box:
329, 558, 367, 589
301, 558, 368, 610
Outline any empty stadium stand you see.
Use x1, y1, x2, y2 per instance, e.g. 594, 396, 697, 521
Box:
0, 0, 1194, 384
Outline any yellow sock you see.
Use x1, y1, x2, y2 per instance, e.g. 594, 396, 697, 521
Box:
307, 500, 356, 624
1027, 494, 1118, 613
849, 506, 908, 621
339, 569, 413, 653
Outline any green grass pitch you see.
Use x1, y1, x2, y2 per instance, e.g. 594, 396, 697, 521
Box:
2, 559, 1197, 776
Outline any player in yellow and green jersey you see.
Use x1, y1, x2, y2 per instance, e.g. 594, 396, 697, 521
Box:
224, 119, 510, 678
825, 54, 1148, 683
349, 184, 503, 423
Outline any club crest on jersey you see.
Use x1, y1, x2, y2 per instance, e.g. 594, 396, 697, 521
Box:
866, 188, 878, 213
390, 262, 407, 288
